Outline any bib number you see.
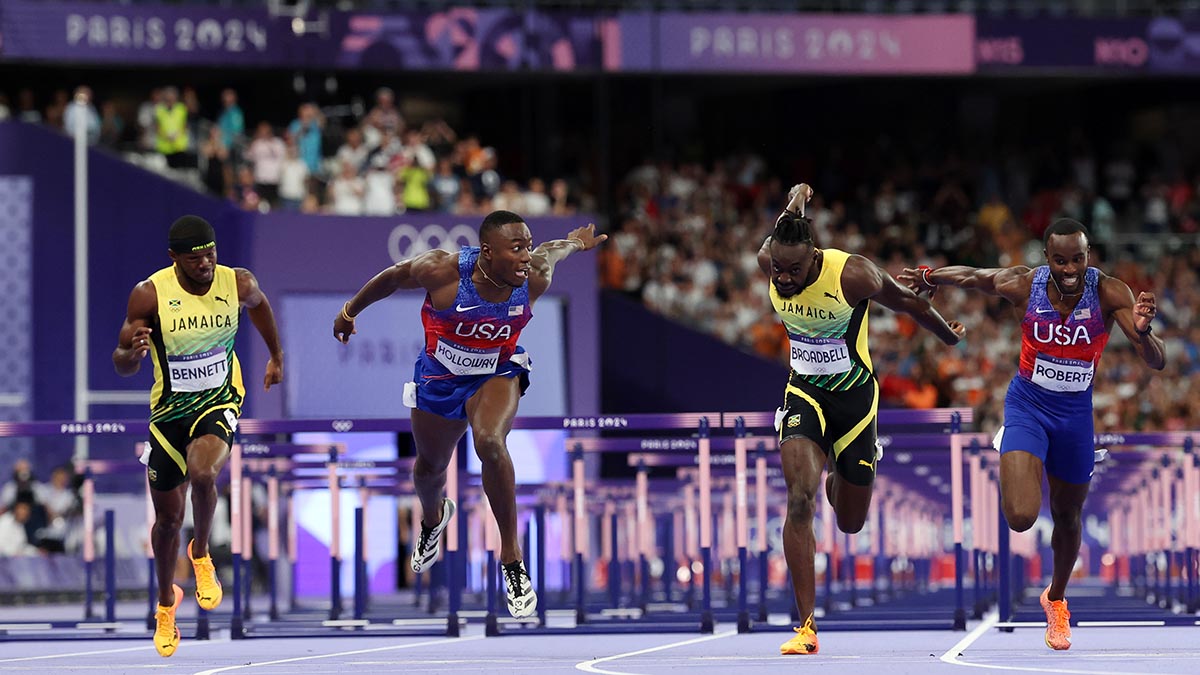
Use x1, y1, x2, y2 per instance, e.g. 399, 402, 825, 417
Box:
789, 336, 851, 376
434, 339, 500, 376
1031, 354, 1094, 392
168, 347, 229, 392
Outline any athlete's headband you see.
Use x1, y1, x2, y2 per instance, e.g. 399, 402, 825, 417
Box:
168, 215, 216, 255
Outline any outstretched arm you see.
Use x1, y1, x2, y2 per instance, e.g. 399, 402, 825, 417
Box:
1101, 276, 1166, 370
528, 223, 607, 301
757, 183, 814, 276
113, 281, 158, 377
333, 248, 456, 343
235, 268, 284, 391
899, 264, 1029, 302
844, 256, 965, 346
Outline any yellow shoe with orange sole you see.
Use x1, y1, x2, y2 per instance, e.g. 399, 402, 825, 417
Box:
1040, 586, 1072, 650
780, 616, 820, 655
188, 539, 223, 611
154, 584, 184, 657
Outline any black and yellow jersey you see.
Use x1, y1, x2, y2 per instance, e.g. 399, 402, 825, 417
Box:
147, 264, 244, 424
769, 248, 874, 391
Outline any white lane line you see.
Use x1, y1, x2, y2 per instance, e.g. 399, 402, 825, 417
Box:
0, 640, 229, 663
191, 635, 483, 675
940, 613, 1194, 675
575, 630, 738, 675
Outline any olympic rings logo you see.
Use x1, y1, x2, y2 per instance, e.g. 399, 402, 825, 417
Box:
387, 223, 478, 263
332, 420, 354, 432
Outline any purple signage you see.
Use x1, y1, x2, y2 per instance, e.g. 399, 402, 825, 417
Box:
614, 13, 975, 74
332, 8, 608, 71
976, 17, 1200, 73
0, 0, 301, 66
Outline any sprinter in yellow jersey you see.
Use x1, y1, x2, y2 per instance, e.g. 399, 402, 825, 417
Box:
113, 215, 283, 658
764, 185, 964, 656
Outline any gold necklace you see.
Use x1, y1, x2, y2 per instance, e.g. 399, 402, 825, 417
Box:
476, 260, 506, 289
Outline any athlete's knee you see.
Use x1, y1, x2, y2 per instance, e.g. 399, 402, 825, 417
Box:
836, 512, 867, 534
188, 464, 219, 486
786, 486, 818, 525
471, 432, 508, 464
153, 510, 184, 535
1049, 504, 1082, 531
1002, 502, 1038, 532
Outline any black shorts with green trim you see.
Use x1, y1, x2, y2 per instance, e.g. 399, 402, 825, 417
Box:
778, 377, 880, 487
144, 405, 238, 491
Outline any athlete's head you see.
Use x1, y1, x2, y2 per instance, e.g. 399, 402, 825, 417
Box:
1043, 218, 1090, 296
768, 212, 816, 298
478, 210, 533, 287
168, 215, 217, 286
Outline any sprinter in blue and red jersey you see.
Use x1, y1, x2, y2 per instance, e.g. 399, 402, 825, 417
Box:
900, 218, 1165, 651
334, 210, 605, 618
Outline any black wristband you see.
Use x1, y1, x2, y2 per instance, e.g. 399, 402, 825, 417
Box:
1136, 324, 1153, 336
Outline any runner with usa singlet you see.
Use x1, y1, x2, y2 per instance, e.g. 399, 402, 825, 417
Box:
901, 218, 1165, 652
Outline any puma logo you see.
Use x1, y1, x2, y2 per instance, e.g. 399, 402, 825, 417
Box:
214, 295, 229, 306
858, 459, 875, 471
824, 292, 839, 301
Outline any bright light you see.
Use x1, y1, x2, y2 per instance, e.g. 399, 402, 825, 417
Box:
292, 18, 306, 35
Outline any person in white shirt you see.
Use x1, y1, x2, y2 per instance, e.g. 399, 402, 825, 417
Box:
327, 160, 365, 215
245, 122, 286, 205
363, 154, 398, 215
278, 138, 310, 211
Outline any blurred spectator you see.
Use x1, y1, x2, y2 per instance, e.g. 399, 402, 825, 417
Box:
17, 88, 41, 124
98, 100, 125, 150
524, 178, 551, 217
217, 88, 244, 152
278, 137, 310, 211
335, 126, 370, 175
430, 157, 460, 212
63, 86, 101, 145
136, 87, 161, 152
288, 102, 325, 176
493, 180, 526, 214
1, 459, 40, 513
155, 86, 190, 168
0, 500, 38, 556
199, 126, 231, 198
369, 87, 403, 135
246, 121, 286, 205
400, 159, 432, 212
235, 165, 263, 212
44, 89, 69, 130
401, 128, 435, 171
328, 160, 365, 215
550, 178, 576, 215
363, 154, 397, 215
0, 93, 9, 120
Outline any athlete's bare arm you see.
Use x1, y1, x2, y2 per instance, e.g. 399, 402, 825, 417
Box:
528, 224, 606, 301
757, 183, 814, 276
113, 280, 158, 377
843, 255, 965, 346
1099, 275, 1166, 370
333, 249, 459, 344
235, 268, 284, 390
899, 264, 1032, 305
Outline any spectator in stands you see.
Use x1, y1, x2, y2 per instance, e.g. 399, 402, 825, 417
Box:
246, 121, 286, 205
199, 126, 231, 198
99, 100, 125, 151
550, 178, 576, 215
523, 178, 551, 217
0, 93, 10, 120
235, 165, 263, 212
399, 157, 433, 213
155, 86, 190, 168
335, 126, 370, 175
430, 157, 460, 212
16, 89, 40, 124
493, 180, 526, 214
328, 160, 365, 215
363, 154, 397, 216
278, 137, 310, 211
402, 128, 435, 171
0, 500, 38, 557
137, 88, 161, 152
288, 102, 325, 177
63, 86, 100, 145
1, 459, 40, 514
369, 87, 403, 135
41, 465, 78, 521
216, 88, 244, 152
44, 89, 69, 130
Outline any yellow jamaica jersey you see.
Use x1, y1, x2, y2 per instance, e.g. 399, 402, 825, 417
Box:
769, 248, 874, 391
147, 264, 244, 424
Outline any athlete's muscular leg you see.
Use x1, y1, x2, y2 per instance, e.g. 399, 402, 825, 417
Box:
411, 408, 469, 527
1046, 475, 1089, 601
825, 471, 873, 534
780, 436, 826, 626
465, 376, 522, 564
999, 450, 1044, 533
186, 435, 230, 559
150, 482, 188, 606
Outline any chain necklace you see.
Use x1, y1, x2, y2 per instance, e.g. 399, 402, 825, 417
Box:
1049, 272, 1083, 299
476, 260, 507, 289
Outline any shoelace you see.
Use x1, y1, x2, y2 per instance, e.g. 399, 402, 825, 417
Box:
1048, 603, 1071, 632
155, 607, 174, 638
502, 563, 527, 595
194, 556, 216, 582
416, 524, 436, 553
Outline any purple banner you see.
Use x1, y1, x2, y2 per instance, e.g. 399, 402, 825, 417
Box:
333, 8, 608, 71
615, 13, 974, 74
0, 0, 301, 66
977, 17, 1200, 73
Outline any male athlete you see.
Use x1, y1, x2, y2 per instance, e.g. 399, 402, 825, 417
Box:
765, 184, 965, 655
900, 218, 1164, 650
114, 215, 284, 657
333, 210, 604, 618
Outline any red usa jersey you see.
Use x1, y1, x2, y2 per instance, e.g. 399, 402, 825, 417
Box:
1018, 266, 1109, 393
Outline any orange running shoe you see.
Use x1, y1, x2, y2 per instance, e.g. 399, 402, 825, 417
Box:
154, 584, 184, 657
1040, 586, 1071, 650
780, 615, 820, 655
189, 539, 223, 611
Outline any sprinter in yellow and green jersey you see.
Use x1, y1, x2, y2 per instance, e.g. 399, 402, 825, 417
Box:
113, 215, 283, 658
764, 185, 964, 657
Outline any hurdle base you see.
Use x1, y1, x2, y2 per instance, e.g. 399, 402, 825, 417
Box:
196, 612, 210, 641
230, 614, 245, 640
700, 610, 714, 634
445, 611, 460, 637
485, 612, 499, 637
953, 608, 967, 631
737, 610, 750, 633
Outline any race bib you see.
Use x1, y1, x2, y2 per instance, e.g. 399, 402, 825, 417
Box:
434, 339, 500, 376
168, 347, 229, 392
789, 335, 852, 376
1031, 354, 1094, 392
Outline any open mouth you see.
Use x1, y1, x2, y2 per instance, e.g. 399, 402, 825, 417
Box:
1061, 275, 1079, 288
515, 267, 530, 280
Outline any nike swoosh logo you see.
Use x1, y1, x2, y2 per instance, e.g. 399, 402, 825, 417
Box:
455, 303, 484, 312
1034, 308, 1055, 314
